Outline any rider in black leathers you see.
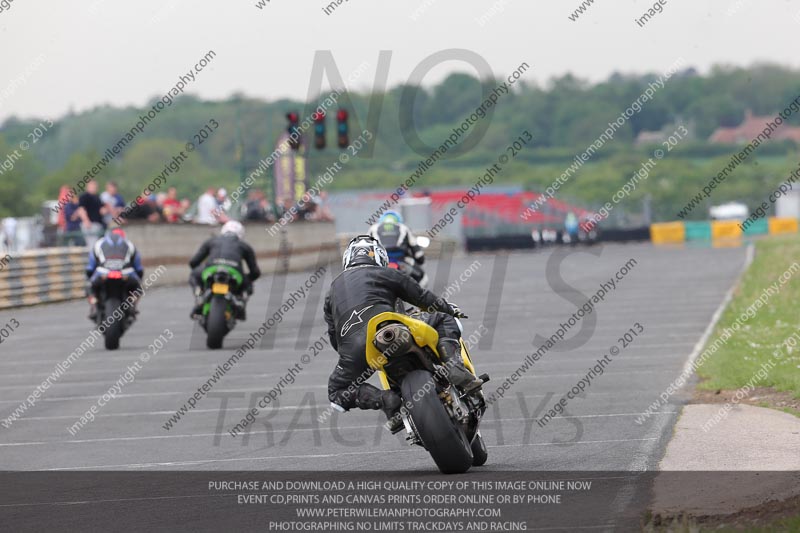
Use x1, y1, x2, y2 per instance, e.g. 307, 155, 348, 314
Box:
324, 235, 481, 432
189, 221, 261, 318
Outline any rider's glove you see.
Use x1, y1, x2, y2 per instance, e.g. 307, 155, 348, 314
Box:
448, 302, 468, 319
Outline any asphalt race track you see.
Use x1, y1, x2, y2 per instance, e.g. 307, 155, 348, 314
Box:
0, 242, 746, 474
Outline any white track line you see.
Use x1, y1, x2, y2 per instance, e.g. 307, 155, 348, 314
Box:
607, 244, 753, 519
0, 369, 669, 396
0, 342, 695, 379
0, 412, 674, 447
7, 407, 676, 423
40, 438, 661, 471
0, 338, 696, 369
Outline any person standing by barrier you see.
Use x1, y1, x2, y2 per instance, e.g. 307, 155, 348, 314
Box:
1, 217, 15, 253
63, 194, 89, 246
101, 181, 125, 227
79, 180, 107, 248
195, 187, 218, 225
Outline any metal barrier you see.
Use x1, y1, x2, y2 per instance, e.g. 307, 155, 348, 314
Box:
337, 234, 458, 259
0, 247, 88, 310
650, 217, 799, 246
0, 222, 341, 310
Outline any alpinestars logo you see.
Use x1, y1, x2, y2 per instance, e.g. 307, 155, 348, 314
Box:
340, 305, 374, 336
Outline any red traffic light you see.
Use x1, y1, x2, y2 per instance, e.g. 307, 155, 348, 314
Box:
287, 112, 299, 123
312, 111, 326, 122
336, 109, 348, 121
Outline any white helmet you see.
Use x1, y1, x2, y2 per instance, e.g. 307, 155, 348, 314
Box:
221, 220, 245, 239
342, 235, 388, 269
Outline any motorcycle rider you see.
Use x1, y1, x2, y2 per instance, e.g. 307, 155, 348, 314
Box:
324, 235, 482, 432
189, 220, 260, 319
564, 211, 579, 245
368, 211, 426, 284
86, 227, 144, 320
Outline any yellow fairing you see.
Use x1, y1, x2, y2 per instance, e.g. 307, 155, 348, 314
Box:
365, 312, 477, 390
365, 312, 441, 370
459, 338, 477, 376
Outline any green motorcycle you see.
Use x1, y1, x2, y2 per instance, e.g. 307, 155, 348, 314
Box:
196, 264, 245, 349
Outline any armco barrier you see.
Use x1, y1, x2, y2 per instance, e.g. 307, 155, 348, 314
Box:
338, 233, 459, 258
0, 248, 87, 310
0, 221, 339, 309
126, 221, 339, 286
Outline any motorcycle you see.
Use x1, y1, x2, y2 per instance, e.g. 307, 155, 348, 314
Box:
195, 264, 245, 349
92, 263, 138, 350
387, 236, 430, 314
386, 235, 430, 288
365, 311, 490, 474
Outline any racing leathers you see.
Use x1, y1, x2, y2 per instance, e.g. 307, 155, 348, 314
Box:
188, 233, 261, 295
324, 264, 478, 426
368, 221, 425, 268
86, 234, 144, 317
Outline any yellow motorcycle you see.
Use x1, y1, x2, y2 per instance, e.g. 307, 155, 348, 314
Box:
365, 311, 490, 474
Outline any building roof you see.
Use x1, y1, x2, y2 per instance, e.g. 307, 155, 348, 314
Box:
709, 109, 800, 144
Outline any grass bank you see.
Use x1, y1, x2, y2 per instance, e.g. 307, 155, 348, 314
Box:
696, 234, 800, 404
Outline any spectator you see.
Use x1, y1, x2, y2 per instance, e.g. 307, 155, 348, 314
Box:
279, 196, 295, 221
79, 180, 107, 247
155, 192, 168, 221
126, 196, 161, 223
162, 187, 184, 223
100, 180, 125, 226
300, 197, 317, 220
63, 194, 89, 246
1, 217, 17, 253
311, 191, 334, 222
216, 188, 232, 219
196, 187, 218, 224
56, 185, 70, 234
243, 190, 268, 221
180, 198, 191, 218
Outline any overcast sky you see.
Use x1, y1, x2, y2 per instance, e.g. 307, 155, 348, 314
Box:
1, 0, 797, 122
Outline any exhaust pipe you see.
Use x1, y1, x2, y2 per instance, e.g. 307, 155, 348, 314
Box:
373, 323, 413, 357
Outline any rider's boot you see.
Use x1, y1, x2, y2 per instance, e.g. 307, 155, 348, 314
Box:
437, 338, 483, 393
190, 286, 204, 318
236, 291, 248, 321
88, 295, 98, 321
130, 292, 140, 316
356, 384, 403, 434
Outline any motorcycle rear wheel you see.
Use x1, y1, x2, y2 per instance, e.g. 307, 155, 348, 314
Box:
471, 431, 488, 466
206, 295, 228, 349
103, 297, 124, 350
401, 370, 473, 474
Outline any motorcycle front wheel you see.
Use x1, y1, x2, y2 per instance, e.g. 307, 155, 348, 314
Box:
401, 370, 473, 474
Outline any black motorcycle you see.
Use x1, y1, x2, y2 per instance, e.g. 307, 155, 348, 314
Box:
92, 264, 138, 350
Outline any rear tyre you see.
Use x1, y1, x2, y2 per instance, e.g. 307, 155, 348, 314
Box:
471, 431, 488, 466
206, 296, 228, 349
104, 297, 123, 350
401, 370, 473, 474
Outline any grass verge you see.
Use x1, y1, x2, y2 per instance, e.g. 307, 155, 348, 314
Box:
695, 234, 800, 405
